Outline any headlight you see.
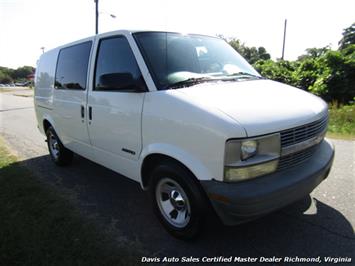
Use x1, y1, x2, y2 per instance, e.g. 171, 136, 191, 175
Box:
224, 133, 280, 182
241, 140, 257, 160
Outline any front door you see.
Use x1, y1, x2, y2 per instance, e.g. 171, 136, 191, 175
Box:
87, 35, 147, 174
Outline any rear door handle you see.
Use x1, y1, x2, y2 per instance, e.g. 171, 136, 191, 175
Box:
89, 106, 92, 120
81, 105, 85, 118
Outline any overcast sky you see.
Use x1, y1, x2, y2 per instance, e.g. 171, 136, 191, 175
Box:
0, 0, 354, 69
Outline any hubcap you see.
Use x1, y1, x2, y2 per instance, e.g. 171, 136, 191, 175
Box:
156, 178, 191, 228
48, 132, 60, 159
170, 190, 185, 210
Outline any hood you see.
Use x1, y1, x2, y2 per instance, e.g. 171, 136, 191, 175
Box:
177, 79, 328, 137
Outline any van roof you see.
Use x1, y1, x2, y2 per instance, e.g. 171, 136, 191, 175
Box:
40, 29, 217, 57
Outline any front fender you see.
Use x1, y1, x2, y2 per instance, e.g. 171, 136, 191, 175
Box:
139, 143, 214, 186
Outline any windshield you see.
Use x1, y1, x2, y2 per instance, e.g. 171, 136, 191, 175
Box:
133, 32, 261, 90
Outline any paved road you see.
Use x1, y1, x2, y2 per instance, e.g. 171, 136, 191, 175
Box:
1, 90, 354, 263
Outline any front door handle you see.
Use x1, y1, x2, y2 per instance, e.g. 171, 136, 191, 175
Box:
89, 106, 92, 120
80, 105, 85, 118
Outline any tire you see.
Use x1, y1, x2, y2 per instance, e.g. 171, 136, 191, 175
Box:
46, 126, 73, 166
149, 162, 207, 240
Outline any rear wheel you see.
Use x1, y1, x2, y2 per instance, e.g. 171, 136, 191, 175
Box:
150, 162, 207, 240
46, 126, 73, 166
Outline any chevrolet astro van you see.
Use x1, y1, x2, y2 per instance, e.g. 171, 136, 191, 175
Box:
35, 30, 334, 239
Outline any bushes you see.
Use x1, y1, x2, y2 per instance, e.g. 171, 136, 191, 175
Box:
308, 48, 355, 103
230, 23, 355, 104
254, 59, 298, 85
252, 45, 355, 104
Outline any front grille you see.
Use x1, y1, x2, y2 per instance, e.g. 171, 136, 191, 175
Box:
280, 115, 328, 148
276, 114, 328, 171
277, 144, 320, 171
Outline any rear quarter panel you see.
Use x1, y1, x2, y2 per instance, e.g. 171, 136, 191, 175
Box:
34, 48, 59, 134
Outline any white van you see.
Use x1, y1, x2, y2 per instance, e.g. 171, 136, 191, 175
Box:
35, 30, 334, 239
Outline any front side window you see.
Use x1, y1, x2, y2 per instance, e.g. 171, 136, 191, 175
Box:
133, 32, 261, 90
55, 41, 92, 90
94, 36, 146, 92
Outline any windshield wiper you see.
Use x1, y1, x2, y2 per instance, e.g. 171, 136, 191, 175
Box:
223, 72, 265, 80
165, 77, 216, 89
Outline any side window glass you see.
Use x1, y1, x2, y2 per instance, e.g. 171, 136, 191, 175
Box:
55, 41, 92, 90
94, 36, 146, 92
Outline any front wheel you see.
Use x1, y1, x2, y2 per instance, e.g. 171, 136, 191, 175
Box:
150, 162, 207, 240
46, 126, 73, 166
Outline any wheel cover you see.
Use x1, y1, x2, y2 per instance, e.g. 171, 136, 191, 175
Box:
48, 131, 60, 160
155, 177, 191, 228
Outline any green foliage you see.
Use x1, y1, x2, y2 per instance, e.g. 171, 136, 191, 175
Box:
254, 46, 355, 104
293, 57, 321, 90
308, 49, 355, 103
254, 59, 298, 85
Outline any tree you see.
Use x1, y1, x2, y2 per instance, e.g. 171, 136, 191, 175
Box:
257, 47, 271, 61
0, 67, 13, 83
293, 48, 330, 90
13, 66, 35, 81
339, 23, 355, 50
298, 46, 330, 60
224, 37, 270, 64
0, 70, 13, 83
0, 65, 35, 83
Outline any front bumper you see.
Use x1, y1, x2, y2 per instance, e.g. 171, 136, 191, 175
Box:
201, 138, 334, 225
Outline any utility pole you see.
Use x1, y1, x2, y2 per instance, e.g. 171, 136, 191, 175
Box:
94, 0, 116, 34
95, 0, 99, 34
281, 19, 287, 60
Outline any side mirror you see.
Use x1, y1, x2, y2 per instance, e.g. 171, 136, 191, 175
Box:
96, 73, 145, 92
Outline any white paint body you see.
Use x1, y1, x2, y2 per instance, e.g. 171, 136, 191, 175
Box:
34, 30, 328, 186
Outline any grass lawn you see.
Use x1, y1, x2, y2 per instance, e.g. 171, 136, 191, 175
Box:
0, 138, 141, 266
0, 86, 32, 94
327, 103, 355, 140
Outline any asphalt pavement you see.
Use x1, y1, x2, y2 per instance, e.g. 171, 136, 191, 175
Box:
0, 89, 354, 264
